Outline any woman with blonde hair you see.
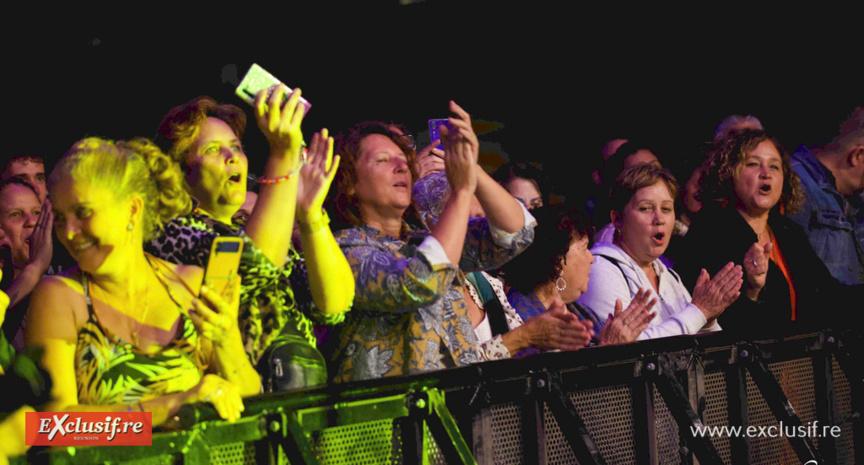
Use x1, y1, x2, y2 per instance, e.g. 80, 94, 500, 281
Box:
26, 138, 258, 426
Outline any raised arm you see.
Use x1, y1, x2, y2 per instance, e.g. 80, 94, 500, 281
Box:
243, 86, 306, 266
431, 101, 478, 266
295, 129, 354, 315
435, 101, 535, 272
438, 103, 524, 235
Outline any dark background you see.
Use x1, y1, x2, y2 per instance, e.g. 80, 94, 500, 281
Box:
7, 3, 859, 201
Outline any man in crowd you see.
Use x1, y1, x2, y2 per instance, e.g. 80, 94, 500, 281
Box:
1, 156, 46, 203
788, 106, 864, 285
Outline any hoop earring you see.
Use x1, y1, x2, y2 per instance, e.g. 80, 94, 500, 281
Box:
555, 277, 567, 292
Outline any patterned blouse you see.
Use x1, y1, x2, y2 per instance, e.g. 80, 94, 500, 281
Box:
331, 214, 535, 382
146, 210, 344, 366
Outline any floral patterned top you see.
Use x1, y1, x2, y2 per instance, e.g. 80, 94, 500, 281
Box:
146, 210, 344, 365
331, 212, 535, 382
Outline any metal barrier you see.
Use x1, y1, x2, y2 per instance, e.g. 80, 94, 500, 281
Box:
17, 325, 862, 464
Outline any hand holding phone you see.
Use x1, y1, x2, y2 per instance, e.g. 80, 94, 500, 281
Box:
415, 140, 445, 180
236, 63, 311, 115
192, 237, 244, 342
428, 118, 451, 151
202, 237, 243, 299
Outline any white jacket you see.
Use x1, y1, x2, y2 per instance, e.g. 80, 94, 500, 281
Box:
577, 242, 720, 340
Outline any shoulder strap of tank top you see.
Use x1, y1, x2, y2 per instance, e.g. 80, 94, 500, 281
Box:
79, 273, 97, 319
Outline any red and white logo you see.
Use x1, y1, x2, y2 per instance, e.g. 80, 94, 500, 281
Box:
25, 412, 152, 446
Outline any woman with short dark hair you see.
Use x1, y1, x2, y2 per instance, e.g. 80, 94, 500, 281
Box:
578, 164, 743, 339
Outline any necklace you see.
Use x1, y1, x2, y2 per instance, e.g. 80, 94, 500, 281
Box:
757, 226, 773, 243
145, 254, 194, 309
88, 270, 152, 348
130, 280, 151, 347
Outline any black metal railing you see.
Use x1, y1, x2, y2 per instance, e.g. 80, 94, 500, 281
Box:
17, 324, 862, 464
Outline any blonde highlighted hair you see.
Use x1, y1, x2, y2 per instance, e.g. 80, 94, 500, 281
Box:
49, 137, 191, 241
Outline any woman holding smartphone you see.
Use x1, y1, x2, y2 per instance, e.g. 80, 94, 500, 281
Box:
26, 138, 258, 426
150, 88, 353, 389
326, 102, 553, 382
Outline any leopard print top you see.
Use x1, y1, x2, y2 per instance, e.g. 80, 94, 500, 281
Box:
146, 210, 344, 365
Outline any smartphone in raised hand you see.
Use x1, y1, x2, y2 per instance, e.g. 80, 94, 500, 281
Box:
235, 63, 311, 115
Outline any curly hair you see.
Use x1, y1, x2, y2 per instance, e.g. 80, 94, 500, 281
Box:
49, 137, 191, 241
608, 164, 679, 219
700, 129, 804, 215
155, 96, 247, 166
2, 155, 44, 175
499, 204, 595, 296
328, 121, 418, 227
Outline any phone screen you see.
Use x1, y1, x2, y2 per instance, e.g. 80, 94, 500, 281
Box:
202, 237, 244, 299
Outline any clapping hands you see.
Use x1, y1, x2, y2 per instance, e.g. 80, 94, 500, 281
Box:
296, 129, 340, 223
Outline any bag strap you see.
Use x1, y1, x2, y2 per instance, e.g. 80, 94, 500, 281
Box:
466, 272, 510, 337
594, 254, 635, 290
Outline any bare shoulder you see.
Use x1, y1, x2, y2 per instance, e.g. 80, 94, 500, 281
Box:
27, 272, 87, 344
32, 272, 83, 302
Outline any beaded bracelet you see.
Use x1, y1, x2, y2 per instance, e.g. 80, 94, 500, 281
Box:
298, 209, 331, 235
258, 157, 306, 185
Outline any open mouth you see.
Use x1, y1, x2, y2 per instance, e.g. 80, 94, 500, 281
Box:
70, 240, 96, 252
228, 173, 242, 183
758, 184, 771, 194
651, 232, 665, 245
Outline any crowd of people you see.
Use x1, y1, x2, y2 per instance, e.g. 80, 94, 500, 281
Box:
1, 89, 862, 452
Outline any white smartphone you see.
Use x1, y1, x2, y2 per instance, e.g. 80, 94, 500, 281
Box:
235, 63, 311, 115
